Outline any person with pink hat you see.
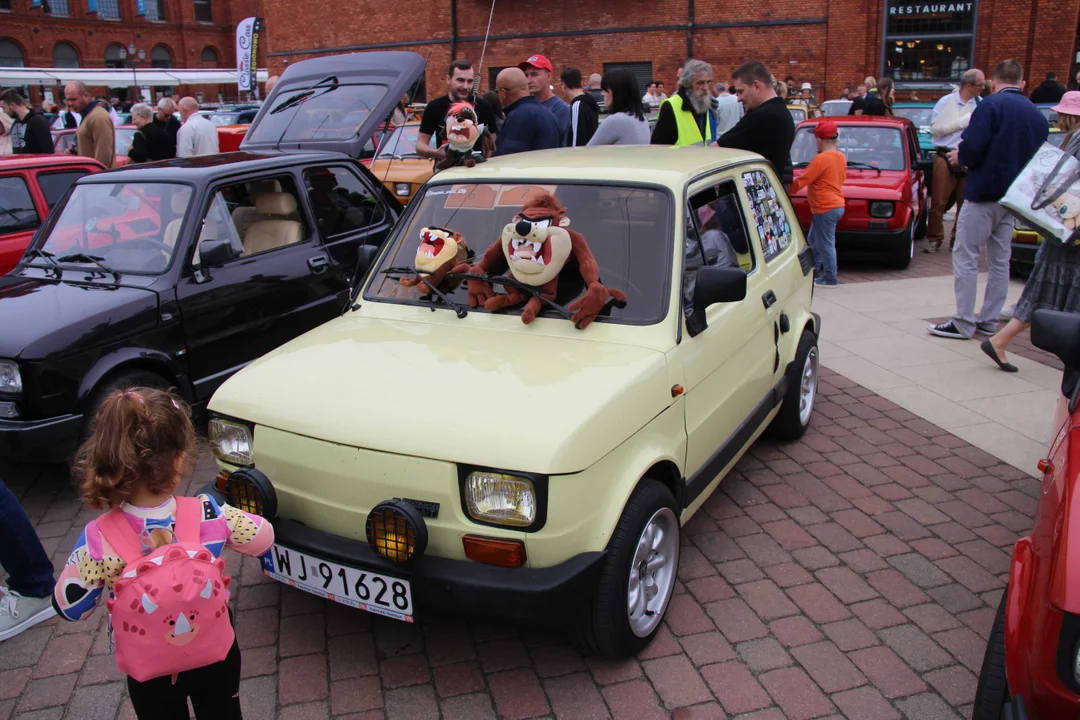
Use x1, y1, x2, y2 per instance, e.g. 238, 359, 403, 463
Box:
519, 54, 570, 142
788, 119, 847, 287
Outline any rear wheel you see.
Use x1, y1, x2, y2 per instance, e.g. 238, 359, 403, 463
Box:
972, 587, 1010, 720
79, 369, 171, 447
890, 221, 915, 269
578, 479, 680, 659
767, 328, 819, 441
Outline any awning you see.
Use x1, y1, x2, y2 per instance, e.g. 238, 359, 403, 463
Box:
0, 67, 270, 86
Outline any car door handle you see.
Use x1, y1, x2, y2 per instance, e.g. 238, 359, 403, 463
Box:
762, 290, 777, 309
308, 255, 330, 273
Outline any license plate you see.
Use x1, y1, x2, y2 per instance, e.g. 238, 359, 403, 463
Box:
262, 544, 414, 623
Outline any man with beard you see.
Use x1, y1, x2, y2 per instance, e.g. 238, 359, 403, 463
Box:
650, 59, 717, 146
1, 90, 53, 154
417, 59, 499, 164
715, 61, 795, 184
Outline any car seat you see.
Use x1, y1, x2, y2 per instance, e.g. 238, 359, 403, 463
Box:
243, 192, 303, 255
163, 192, 191, 249
232, 179, 282, 238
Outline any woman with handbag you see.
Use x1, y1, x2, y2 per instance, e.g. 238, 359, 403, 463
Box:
982, 92, 1080, 372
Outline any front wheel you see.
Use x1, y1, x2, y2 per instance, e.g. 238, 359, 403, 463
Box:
972, 587, 1010, 720
890, 221, 915, 269
578, 479, 680, 659
767, 328, 819, 441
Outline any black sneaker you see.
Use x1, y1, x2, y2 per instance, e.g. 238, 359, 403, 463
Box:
927, 321, 968, 339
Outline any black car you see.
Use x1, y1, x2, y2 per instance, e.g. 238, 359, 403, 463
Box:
0, 51, 426, 463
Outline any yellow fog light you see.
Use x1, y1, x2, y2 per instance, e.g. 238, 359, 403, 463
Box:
366, 500, 428, 563
224, 468, 278, 518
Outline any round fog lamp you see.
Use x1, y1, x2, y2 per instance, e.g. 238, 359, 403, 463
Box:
225, 468, 278, 519
366, 500, 428, 563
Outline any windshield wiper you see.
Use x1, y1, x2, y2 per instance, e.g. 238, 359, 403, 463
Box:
446, 272, 575, 321
55, 252, 121, 282
846, 161, 883, 176
24, 249, 62, 278
269, 75, 339, 115
382, 266, 468, 318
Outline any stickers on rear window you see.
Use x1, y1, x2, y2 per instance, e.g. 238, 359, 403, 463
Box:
743, 170, 791, 263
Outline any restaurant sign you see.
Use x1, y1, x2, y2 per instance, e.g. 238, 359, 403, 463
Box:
889, 2, 974, 16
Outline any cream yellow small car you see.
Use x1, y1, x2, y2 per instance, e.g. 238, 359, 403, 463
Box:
202, 146, 820, 658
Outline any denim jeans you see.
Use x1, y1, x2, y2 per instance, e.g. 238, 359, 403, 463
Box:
0, 479, 55, 598
808, 207, 844, 283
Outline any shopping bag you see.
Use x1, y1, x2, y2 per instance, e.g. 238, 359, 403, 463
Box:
1000, 134, 1080, 245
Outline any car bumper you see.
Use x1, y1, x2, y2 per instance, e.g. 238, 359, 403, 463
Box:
1011, 233, 1041, 267
835, 225, 910, 254
0, 412, 83, 463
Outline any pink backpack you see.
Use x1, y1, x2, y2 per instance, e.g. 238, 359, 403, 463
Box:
98, 496, 235, 683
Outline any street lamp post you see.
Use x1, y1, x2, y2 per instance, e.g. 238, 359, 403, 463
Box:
118, 44, 146, 103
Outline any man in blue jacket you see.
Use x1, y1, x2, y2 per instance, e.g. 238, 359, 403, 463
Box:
493, 67, 563, 157
929, 59, 1048, 341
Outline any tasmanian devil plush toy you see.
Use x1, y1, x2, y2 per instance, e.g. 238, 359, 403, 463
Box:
451, 192, 626, 328
435, 102, 488, 170
399, 226, 469, 294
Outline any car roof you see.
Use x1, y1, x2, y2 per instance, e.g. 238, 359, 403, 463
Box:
433, 146, 763, 186
893, 101, 936, 107
796, 115, 915, 129
0, 154, 104, 171
78, 151, 345, 182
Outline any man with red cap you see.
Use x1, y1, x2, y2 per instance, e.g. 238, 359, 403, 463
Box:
788, 119, 847, 287
519, 54, 570, 143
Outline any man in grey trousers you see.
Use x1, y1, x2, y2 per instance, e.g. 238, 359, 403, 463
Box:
927, 59, 1048, 340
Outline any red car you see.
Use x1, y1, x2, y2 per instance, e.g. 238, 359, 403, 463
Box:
52, 125, 137, 168
0, 155, 104, 276
974, 309, 1080, 720
788, 115, 930, 269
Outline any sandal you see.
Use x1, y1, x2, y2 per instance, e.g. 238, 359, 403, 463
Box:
981, 338, 1018, 373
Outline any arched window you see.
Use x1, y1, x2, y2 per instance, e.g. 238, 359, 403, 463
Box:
0, 39, 25, 68
151, 44, 172, 69
104, 43, 125, 69
53, 42, 79, 68
200, 46, 218, 63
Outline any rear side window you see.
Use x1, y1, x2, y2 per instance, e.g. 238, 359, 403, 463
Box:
37, 170, 90, 210
0, 176, 40, 233
303, 166, 384, 237
742, 170, 793, 263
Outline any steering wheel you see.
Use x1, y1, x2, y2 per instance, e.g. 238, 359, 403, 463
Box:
125, 236, 175, 255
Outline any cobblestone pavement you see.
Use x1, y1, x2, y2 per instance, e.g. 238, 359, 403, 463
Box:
0, 366, 1041, 720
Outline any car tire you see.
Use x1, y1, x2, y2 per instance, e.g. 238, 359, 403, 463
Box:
1009, 259, 1032, 280
972, 587, 1010, 720
577, 479, 680, 659
890, 221, 915, 269
78, 369, 172, 448
766, 328, 819, 441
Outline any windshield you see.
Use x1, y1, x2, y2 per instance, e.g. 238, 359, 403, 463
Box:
247, 81, 388, 144
893, 107, 933, 127
822, 101, 852, 116
374, 125, 422, 159
789, 108, 807, 123
1039, 106, 1058, 124
36, 182, 192, 275
366, 183, 673, 325
210, 113, 240, 126
791, 125, 907, 171
115, 128, 136, 151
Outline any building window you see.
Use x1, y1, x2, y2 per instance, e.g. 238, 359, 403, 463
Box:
43, 0, 70, 14
144, 0, 165, 21
151, 44, 172, 68
603, 62, 653, 97
104, 43, 125, 68
53, 42, 79, 68
194, 0, 212, 22
96, 0, 121, 18
0, 38, 23, 66
200, 46, 218, 63
0, 0, 11, 9
882, 0, 977, 82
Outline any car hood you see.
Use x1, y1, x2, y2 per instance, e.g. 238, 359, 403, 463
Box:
792, 168, 908, 198
0, 277, 158, 360
209, 315, 673, 475
367, 158, 433, 183
240, 51, 426, 158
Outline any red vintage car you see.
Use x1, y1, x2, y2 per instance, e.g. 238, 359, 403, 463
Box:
974, 309, 1080, 720
0, 155, 105, 276
788, 115, 930, 269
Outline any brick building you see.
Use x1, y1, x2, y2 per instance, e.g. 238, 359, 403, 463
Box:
262, 0, 1080, 103
0, 0, 261, 104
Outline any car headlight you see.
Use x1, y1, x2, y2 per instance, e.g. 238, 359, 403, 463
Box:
208, 416, 254, 465
395, 183, 411, 197
0, 361, 21, 394
869, 201, 895, 218
464, 471, 537, 527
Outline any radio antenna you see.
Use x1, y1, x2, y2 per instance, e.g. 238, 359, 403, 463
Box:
474, 0, 496, 96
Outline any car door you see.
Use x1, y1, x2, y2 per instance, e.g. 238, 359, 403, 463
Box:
34, 166, 95, 212
174, 171, 349, 401
908, 127, 926, 219
0, 172, 43, 275
676, 173, 779, 504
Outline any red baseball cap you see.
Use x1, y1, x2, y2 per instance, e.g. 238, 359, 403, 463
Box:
518, 55, 553, 73
813, 120, 839, 139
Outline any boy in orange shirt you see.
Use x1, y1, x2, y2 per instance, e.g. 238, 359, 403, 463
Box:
788, 120, 846, 287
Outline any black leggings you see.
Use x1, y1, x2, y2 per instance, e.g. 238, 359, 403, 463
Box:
127, 637, 242, 720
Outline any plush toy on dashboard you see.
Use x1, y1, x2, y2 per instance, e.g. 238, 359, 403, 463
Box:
399, 226, 469, 295
451, 192, 626, 328
435, 102, 488, 170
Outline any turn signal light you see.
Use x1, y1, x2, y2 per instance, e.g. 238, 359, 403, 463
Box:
462, 536, 526, 568
214, 470, 230, 493
1038, 458, 1054, 474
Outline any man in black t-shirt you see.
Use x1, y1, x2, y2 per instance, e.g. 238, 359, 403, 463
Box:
715, 61, 796, 184
417, 59, 498, 164
1, 89, 53, 154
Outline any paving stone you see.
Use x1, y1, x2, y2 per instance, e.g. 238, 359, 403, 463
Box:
530, 644, 586, 678
57, 681, 123, 720
704, 598, 769, 643
758, 667, 835, 720
792, 546, 841, 571
838, 549, 889, 573
665, 593, 719, 636
933, 627, 988, 673
16, 674, 76, 712
380, 653, 430, 688
923, 664, 977, 706
787, 583, 851, 623
769, 616, 825, 648
441, 692, 498, 720
279, 654, 329, 705
865, 569, 930, 608
280, 611, 326, 657
329, 633, 378, 680
894, 692, 963, 719
700, 661, 772, 715
888, 553, 953, 589
542, 672, 610, 719
830, 686, 901, 720
815, 566, 879, 604
686, 576, 737, 603
764, 562, 815, 588
761, 519, 818, 550
735, 534, 793, 567
863, 534, 911, 557
936, 556, 1004, 593
904, 603, 961, 634
278, 702, 331, 720
383, 685, 437, 720
0, 669, 30, 701
600, 678, 668, 720
0, 627, 50, 670
821, 618, 879, 651
737, 579, 800, 620
927, 583, 985, 615
878, 625, 954, 673
736, 637, 792, 672
642, 654, 713, 709
586, 657, 641, 685
680, 631, 737, 666
791, 640, 867, 693
849, 646, 928, 698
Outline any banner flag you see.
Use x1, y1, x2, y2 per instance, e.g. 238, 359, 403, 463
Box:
236, 16, 256, 92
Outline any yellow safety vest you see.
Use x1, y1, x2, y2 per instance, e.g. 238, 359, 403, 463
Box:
661, 94, 715, 146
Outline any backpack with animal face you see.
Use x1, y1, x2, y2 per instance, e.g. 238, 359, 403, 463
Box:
98, 496, 234, 683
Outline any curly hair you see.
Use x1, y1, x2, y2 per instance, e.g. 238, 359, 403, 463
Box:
74, 386, 196, 509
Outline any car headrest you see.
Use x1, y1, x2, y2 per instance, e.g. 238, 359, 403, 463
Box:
171, 193, 188, 214
250, 179, 282, 200
256, 192, 297, 216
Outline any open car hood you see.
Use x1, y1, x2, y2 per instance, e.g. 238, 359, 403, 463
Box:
240, 51, 426, 158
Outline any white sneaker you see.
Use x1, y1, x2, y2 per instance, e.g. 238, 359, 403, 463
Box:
1001, 304, 1015, 320
0, 588, 56, 641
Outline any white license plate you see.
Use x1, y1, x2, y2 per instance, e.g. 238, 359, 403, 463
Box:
262, 544, 414, 622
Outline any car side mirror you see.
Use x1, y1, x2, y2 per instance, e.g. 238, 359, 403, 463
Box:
354, 244, 379, 280
916, 158, 934, 174
693, 265, 747, 314
199, 239, 237, 267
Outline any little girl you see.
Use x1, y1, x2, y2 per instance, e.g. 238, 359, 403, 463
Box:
53, 387, 274, 719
